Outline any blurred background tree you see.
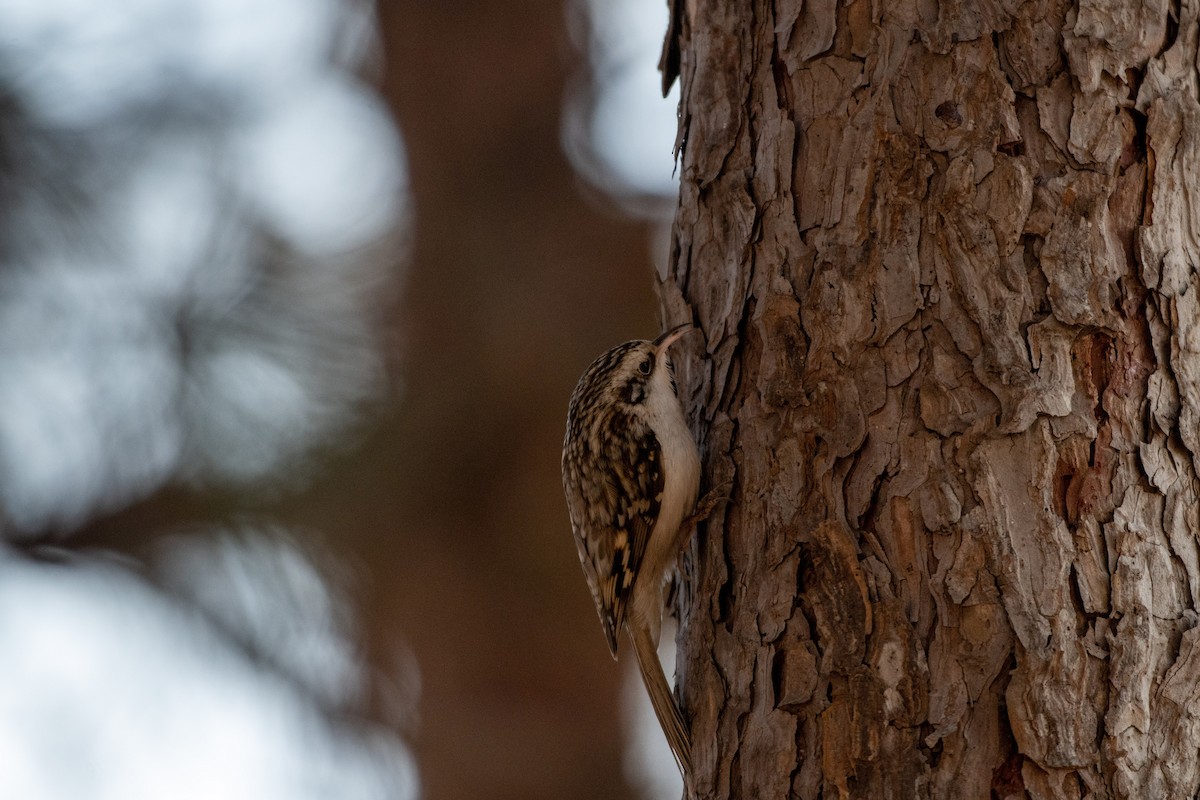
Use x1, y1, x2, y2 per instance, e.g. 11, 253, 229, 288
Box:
0, 0, 678, 799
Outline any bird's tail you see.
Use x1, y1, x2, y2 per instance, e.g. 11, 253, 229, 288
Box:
629, 622, 692, 785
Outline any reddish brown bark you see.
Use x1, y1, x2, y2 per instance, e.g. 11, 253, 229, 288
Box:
662, 2, 1200, 797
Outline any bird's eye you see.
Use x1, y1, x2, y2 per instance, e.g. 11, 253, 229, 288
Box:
638, 356, 653, 375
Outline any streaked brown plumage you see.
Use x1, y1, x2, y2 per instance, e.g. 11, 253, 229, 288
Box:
562, 323, 701, 786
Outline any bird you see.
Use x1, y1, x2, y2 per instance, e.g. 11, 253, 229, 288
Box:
561, 322, 701, 786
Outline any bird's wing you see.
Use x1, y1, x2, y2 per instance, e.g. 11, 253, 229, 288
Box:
566, 412, 663, 657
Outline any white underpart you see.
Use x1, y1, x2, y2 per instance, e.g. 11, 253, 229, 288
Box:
630, 354, 700, 645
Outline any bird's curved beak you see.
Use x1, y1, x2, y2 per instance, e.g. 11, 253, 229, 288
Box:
653, 322, 695, 355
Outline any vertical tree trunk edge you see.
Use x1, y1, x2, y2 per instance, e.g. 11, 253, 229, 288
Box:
661, 2, 1200, 799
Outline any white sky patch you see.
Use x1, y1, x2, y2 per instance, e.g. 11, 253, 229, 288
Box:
190, 347, 314, 480
0, 278, 183, 531
180, 0, 336, 98
118, 139, 228, 294
0, 0, 408, 533
589, 65, 680, 198
0, 547, 416, 800
156, 530, 365, 709
564, 0, 680, 203
0, 4, 415, 795
0, 0, 336, 127
237, 78, 408, 258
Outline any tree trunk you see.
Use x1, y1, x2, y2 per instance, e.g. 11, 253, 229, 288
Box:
660, 1, 1200, 797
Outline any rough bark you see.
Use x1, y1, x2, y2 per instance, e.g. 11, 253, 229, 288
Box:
660, 1, 1200, 797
